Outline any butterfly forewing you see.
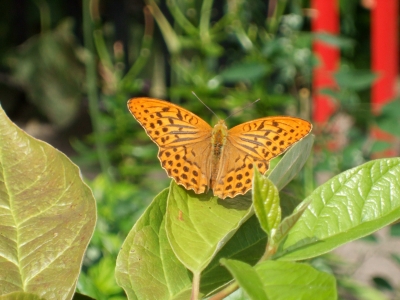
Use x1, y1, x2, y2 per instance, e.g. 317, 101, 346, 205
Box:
212, 117, 312, 198
127, 98, 213, 194
228, 117, 312, 161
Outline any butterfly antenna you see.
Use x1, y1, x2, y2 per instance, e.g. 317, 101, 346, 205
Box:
225, 99, 261, 120
192, 92, 220, 120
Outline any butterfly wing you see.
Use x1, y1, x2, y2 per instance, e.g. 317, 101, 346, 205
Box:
213, 117, 312, 199
127, 98, 213, 194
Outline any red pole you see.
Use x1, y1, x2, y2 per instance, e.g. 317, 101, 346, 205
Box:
371, 0, 399, 114
311, 0, 340, 123
370, 0, 399, 157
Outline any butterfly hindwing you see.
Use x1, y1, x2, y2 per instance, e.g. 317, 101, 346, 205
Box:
212, 144, 269, 199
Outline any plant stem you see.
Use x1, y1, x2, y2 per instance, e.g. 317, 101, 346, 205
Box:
199, 0, 213, 41
32, 0, 51, 33
209, 281, 239, 300
191, 272, 201, 300
122, 6, 154, 87
82, 0, 114, 182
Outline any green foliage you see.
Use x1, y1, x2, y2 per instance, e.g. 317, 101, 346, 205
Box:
1, 0, 397, 299
3, 99, 400, 298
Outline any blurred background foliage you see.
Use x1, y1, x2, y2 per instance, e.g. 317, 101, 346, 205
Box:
1, 0, 399, 299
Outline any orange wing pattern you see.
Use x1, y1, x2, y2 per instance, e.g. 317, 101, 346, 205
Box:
212, 117, 312, 198
128, 98, 213, 194
128, 98, 312, 199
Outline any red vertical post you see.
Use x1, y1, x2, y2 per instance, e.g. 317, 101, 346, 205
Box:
370, 0, 399, 156
371, 0, 398, 113
311, 0, 340, 123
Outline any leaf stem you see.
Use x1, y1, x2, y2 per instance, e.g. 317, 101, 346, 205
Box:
191, 272, 201, 300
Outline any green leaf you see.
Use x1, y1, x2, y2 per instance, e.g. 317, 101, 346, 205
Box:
277, 158, 400, 260
201, 215, 267, 296
313, 33, 355, 50
334, 69, 378, 91
375, 99, 400, 137
0, 292, 46, 300
219, 62, 270, 83
165, 182, 253, 273
273, 200, 310, 245
72, 293, 96, 300
220, 259, 268, 300
268, 134, 314, 191
115, 189, 193, 300
280, 191, 304, 218
253, 173, 281, 236
255, 261, 337, 300
0, 107, 96, 299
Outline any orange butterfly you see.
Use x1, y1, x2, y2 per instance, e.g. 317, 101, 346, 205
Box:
128, 98, 312, 199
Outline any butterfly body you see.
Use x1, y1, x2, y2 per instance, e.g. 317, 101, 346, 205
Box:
128, 97, 312, 199
210, 120, 228, 189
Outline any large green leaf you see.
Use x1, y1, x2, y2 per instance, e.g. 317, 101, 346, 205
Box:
0, 292, 46, 300
115, 190, 193, 300
0, 107, 96, 299
277, 158, 400, 260
165, 183, 253, 274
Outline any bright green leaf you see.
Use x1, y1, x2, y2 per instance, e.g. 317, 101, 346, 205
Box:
115, 189, 193, 300
165, 182, 253, 273
255, 261, 336, 300
220, 259, 268, 300
0, 107, 96, 299
277, 158, 400, 261
253, 173, 281, 236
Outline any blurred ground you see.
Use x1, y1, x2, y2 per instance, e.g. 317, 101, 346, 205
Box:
334, 227, 400, 298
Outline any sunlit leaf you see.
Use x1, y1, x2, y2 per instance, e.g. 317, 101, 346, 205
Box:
165, 183, 253, 273
0, 107, 96, 299
277, 158, 400, 260
253, 174, 281, 236
115, 189, 193, 300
